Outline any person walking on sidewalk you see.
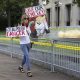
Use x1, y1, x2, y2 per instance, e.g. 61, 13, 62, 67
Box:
18, 14, 32, 77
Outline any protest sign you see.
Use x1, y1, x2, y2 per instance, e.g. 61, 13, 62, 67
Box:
35, 15, 49, 36
6, 26, 27, 37
25, 5, 46, 18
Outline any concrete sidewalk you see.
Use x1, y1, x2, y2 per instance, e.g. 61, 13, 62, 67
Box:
0, 53, 79, 80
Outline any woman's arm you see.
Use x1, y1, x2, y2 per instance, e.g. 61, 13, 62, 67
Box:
26, 27, 31, 36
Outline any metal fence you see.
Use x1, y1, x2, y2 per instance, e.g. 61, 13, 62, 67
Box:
52, 39, 80, 73
0, 37, 80, 77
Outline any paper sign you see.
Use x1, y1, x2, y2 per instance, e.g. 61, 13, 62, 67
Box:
6, 26, 27, 37
25, 5, 46, 18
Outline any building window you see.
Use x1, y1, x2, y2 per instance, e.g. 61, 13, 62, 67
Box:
54, 1, 62, 27
65, 4, 71, 26
47, 9, 50, 27
55, 6, 60, 27
78, 7, 80, 25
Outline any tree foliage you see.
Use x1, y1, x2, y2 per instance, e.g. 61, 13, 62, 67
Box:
0, 0, 38, 30
76, 0, 80, 7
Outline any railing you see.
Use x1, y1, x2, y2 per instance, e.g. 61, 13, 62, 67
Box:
52, 38, 80, 73
0, 37, 80, 77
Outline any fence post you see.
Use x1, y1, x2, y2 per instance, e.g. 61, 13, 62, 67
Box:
51, 40, 55, 72
11, 38, 13, 58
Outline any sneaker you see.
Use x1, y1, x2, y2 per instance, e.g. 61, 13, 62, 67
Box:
27, 71, 32, 77
18, 66, 24, 73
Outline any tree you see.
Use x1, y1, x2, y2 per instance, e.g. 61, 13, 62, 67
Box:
73, 0, 80, 6
76, 0, 80, 6
0, 0, 39, 29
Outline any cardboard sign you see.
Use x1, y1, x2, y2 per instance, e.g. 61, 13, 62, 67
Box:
25, 5, 46, 18
6, 26, 27, 37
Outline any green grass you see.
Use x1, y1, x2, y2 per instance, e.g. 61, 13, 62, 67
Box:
0, 31, 5, 35
0, 34, 80, 57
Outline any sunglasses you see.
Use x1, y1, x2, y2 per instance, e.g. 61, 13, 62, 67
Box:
24, 18, 27, 20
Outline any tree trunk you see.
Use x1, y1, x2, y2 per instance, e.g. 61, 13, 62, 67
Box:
7, 0, 11, 27
7, 9, 11, 27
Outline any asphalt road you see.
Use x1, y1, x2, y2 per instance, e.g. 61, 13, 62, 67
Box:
0, 53, 79, 80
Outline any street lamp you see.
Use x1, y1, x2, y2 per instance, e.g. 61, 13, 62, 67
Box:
55, 1, 62, 27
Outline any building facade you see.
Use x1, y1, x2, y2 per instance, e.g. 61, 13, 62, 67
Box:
39, 0, 80, 27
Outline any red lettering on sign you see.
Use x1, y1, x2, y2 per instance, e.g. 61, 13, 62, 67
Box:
9, 32, 13, 36
29, 12, 35, 17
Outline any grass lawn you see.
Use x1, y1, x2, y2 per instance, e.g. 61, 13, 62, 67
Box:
0, 30, 80, 56
0, 31, 5, 35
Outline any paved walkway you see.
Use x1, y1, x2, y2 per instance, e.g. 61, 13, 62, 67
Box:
0, 53, 79, 80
